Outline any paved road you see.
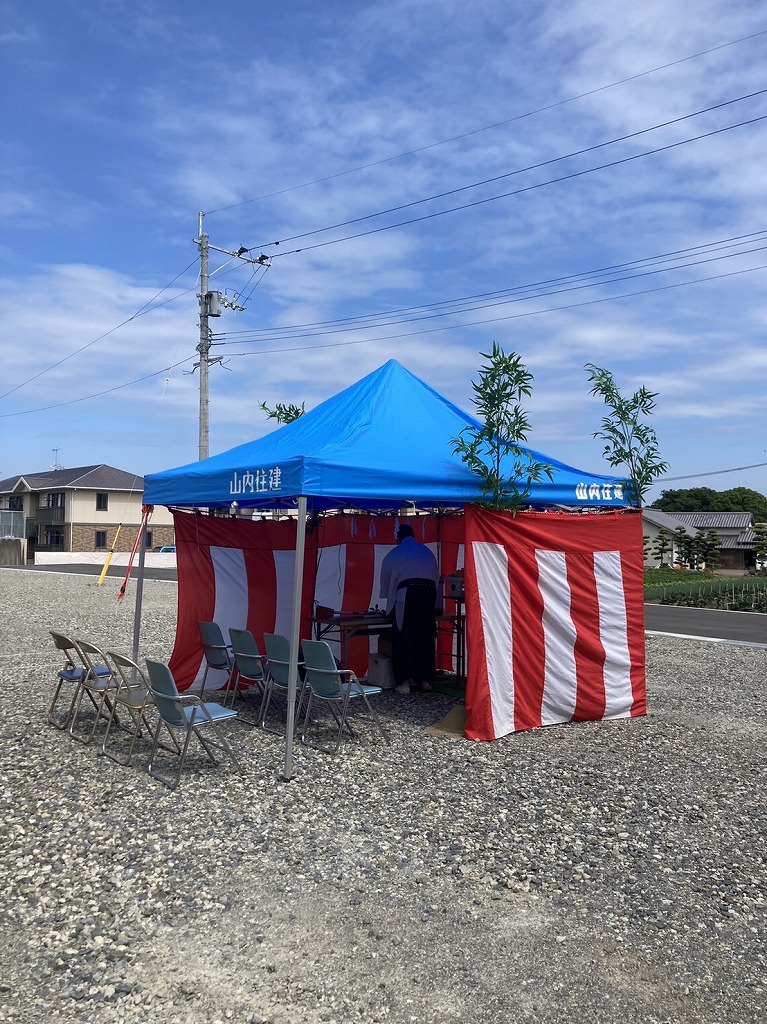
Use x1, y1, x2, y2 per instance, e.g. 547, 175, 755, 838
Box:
644, 603, 767, 646
6, 564, 767, 646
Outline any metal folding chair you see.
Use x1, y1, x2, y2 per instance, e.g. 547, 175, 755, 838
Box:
68, 638, 120, 744
102, 652, 180, 767
145, 659, 241, 790
260, 633, 305, 735
197, 621, 236, 701
228, 627, 267, 715
300, 638, 389, 754
48, 630, 89, 730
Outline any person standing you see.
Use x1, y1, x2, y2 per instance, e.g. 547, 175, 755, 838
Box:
379, 522, 440, 694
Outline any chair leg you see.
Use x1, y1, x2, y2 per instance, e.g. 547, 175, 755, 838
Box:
148, 720, 188, 790
361, 693, 390, 745
300, 694, 347, 755
48, 680, 79, 730
193, 725, 242, 771
69, 686, 114, 744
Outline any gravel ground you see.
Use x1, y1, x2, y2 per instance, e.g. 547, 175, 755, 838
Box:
0, 567, 765, 1024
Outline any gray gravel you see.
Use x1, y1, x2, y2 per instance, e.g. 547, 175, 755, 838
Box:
0, 567, 765, 1024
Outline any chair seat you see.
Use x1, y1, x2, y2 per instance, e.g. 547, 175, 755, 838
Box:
184, 703, 239, 726
330, 681, 383, 699
57, 668, 84, 682
146, 658, 242, 790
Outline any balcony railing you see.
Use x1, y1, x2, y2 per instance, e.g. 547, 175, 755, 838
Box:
34, 508, 65, 525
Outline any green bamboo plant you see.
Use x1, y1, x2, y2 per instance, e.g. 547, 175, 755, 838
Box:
585, 363, 669, 507
452, 342, 552, 509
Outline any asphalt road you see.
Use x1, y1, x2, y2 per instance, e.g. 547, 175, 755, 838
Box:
643, 602, 767, 646
7, 562, 767, 647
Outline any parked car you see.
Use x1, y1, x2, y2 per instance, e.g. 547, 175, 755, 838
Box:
155, 545, 176, 553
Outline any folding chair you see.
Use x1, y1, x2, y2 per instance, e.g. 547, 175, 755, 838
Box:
102, 652, 181, 767
198, 621, 236, 701
68, 638, 120, 744
260, 633, 305, 735
48, 630, 89, 730
228, 628, 267, 715
300, 639, 389, 754
145, 659, 241, 790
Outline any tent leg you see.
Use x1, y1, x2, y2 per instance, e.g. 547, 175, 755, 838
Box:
282, 496, 307, 782
132, 509, 149, 663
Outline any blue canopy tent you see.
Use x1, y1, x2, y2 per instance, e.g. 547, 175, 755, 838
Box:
142, 360, 630, 778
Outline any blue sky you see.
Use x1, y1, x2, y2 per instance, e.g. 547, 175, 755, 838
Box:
1, 0, 766, 503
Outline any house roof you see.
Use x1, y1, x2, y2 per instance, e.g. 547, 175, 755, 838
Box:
670, 511, 754, 530
0, 465, 143, 494
641, 509, 697, 536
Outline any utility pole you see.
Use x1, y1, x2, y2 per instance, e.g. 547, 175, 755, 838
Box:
194, 212, 271, 461
196, 212, 211, 461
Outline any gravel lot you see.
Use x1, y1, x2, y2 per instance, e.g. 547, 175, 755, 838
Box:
0, 567, 765, 1024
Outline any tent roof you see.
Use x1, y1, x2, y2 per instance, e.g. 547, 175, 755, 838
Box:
143, 360, 630, 511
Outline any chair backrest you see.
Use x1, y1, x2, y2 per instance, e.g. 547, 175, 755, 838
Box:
108, 651, 150, 702
229, 628, 265, 681
198, 621, 231, 670
75, 638, 112, 681
263, 633, 291, 687
50, 630, 79, 668
301, 639, 344, 698
146, 659, 186, 728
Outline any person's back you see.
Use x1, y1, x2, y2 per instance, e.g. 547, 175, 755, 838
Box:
379, 525, 439, 693
380, 534, 439, 612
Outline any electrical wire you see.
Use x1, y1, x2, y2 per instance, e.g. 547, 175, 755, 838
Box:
248, 90, 767, 254
212, 237, 767, 344
0, 356, 197, 418
204, 28, 767, 216
220, 261, 767, 357
658, 461, 767, 481
5, 260, 765, 419
0, 258, 199, 401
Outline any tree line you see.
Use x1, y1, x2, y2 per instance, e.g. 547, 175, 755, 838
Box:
651, 486, 767, 521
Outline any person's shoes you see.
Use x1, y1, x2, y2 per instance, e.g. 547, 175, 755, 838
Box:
396, 682, 411, 695
418, 681, 432, 692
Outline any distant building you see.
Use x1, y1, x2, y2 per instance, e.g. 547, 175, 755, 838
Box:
642, 509, 697, 567
0, 464, 175, 559
642, 509, 756, 571
669, 511, 756, 571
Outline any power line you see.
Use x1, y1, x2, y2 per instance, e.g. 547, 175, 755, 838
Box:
0, 356, 196, 418
658, 461, 767, 481
205, 29, 767, 216
264, 113, 767, 259
248, 90, 767, 254
221, 261, 767, 358
213, 236, 767, 344
0, 258, 199, 401
5, 256, 765, 419
5, 260, 765, 419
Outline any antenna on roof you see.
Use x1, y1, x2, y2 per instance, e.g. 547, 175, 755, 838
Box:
51, 448, 63, 471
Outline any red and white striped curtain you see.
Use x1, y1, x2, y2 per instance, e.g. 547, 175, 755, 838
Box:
463, 507, 646, 741
168, 510, 465, 690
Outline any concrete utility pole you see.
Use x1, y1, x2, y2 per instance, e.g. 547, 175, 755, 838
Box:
196, 212, 211, 461
194, 212, 271, 462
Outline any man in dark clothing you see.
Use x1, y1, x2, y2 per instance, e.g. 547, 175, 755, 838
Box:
379, 523, 440, 694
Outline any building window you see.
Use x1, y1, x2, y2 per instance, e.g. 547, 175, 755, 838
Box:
96, 492, 109, 511
145, 530, 153, 549
45, 528, 64, 548
95, 530, 107, 548
8, 496, 23, 511
46, 492, 65, 509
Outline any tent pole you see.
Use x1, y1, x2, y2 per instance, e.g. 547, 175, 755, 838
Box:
131, 508, 149, 662
282, 495, 307, 782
